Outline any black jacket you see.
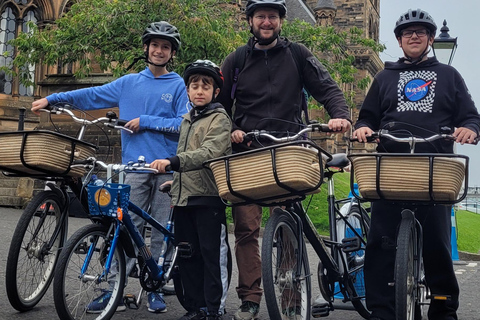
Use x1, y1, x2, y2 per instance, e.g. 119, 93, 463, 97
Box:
355, 57, 480, 153
218, 37, 350, 143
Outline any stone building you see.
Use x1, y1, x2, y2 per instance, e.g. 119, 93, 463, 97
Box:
0, 0, 382, 206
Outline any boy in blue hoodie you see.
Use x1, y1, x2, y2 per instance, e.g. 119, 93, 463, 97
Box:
31, 21, 189, 314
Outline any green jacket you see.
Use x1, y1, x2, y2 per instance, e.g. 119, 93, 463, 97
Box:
169, 102, 232, 207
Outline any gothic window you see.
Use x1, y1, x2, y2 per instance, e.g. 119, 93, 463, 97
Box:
18, 10, 36, 96
0, 7, 15, 95
0, 0, 38, 97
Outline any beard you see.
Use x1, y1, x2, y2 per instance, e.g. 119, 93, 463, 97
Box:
252, 27, 280, 45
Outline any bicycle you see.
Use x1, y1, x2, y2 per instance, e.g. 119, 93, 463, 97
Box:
50, 155, 190, 320
205, 123, 371, 319
1, 104, 126, 311
349, 127, 474, 320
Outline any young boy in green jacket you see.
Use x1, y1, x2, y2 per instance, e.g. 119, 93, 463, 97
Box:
151, 60, 232, 320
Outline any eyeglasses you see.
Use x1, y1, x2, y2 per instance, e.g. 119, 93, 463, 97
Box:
253, 15, 280, 22
401, 29, 429, 38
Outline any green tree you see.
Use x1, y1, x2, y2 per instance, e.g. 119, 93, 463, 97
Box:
3, 0, 383, 109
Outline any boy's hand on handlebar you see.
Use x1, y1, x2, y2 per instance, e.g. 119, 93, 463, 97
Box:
352, 126, 375, 143
31, 98, 49, 116
453, 127, 478, 145
328, 118, 351, 133
231, 129, 251, 146
125, 118, 140, 133
151, 159, 171, 173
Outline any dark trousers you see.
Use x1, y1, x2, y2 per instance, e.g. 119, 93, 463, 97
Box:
174, 205, 230, 315
365, 201, 459, 320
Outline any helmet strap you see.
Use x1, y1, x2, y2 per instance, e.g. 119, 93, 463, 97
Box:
401, 47, 431, 65
144, 47, 170, 68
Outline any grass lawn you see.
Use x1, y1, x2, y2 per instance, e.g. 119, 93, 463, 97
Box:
456, 209, 480, 254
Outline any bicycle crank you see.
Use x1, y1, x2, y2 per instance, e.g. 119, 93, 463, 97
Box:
139, 263, 162, 292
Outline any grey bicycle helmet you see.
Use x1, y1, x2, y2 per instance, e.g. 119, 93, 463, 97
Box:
245, 0, 287, 18
183, 60, 224, 89
394, 9, 437, 38
142, 21, 181, 51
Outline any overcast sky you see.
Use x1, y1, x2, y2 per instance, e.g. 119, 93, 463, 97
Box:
379, 1, 480, 186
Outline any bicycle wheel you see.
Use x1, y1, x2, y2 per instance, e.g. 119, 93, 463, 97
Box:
340, 205, 370, 318
394, 212, 416, 320
53, 223, 125, 320
262, 208, 311, 320
6, 190, 67, 311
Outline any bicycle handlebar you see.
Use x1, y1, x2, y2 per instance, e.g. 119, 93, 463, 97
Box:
42, 104, 133, 134
244, 123, 333, 143
74, 157, 159, 174
350, 128, 478, 145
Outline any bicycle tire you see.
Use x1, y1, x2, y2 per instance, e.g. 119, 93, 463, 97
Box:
262, 208, 311, 320
342, 206, 370, 319
6, 191, 67, 311
394, 212, 416, 320
53, 223, 125, 320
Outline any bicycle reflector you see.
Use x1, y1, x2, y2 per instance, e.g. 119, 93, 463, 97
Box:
87, 183, 131, 217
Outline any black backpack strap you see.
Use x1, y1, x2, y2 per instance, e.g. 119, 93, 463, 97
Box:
288, 42, 311, 124
230, 45, 248, 100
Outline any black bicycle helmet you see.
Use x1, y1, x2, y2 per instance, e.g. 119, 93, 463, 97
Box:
245, 0, 287, 18
394, 9, 437, 38
183, 60, 224, 90
142, 21, 181, 51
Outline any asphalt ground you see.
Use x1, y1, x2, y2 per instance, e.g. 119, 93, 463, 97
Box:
0, 207, 479, 320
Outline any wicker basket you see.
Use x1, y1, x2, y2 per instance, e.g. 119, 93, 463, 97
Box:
207, 143, 326, 204
349, 154, 466, 202
0, 130, 96, 177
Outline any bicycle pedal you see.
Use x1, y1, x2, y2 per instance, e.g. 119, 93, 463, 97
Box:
430, 294, 451, 301
177, 242, 193, 258
341, 237, 361, 252
311, 301, 330, 317
124, 294, 139, 309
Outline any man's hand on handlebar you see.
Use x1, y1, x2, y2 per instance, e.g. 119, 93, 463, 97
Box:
453, 127, 478, 145
151, 159, 172, 173
327, 118, 351, 134
352, 126, 375, 143
31, 98, 49, 116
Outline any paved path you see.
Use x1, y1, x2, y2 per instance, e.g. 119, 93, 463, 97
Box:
0, 207, 478, 319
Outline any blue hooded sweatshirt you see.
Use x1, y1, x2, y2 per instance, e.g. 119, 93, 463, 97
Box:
47, 67, 190, 163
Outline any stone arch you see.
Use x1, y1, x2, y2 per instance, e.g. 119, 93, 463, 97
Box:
32, 0, 56, 22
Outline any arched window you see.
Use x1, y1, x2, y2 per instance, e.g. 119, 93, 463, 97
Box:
0, 7, 16, 95
18, 10, 36, 96
0, 0, 38, 97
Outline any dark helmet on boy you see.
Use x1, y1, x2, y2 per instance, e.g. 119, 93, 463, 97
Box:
183, 60, 224, 90
245, 0, 287, 18
142, 21, 181, 51
394, 9, 437, 38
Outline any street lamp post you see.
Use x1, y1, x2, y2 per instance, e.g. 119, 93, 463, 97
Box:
432, 20, 458, 65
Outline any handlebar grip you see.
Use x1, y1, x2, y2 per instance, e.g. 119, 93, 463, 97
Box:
165, 165, 172, 172
349, 132, 379, 143
243, 134, 254, 144
312, 123, 333, 132
116, 119, 128, 127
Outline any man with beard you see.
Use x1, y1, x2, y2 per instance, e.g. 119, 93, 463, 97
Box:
217, 1, 351, 319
